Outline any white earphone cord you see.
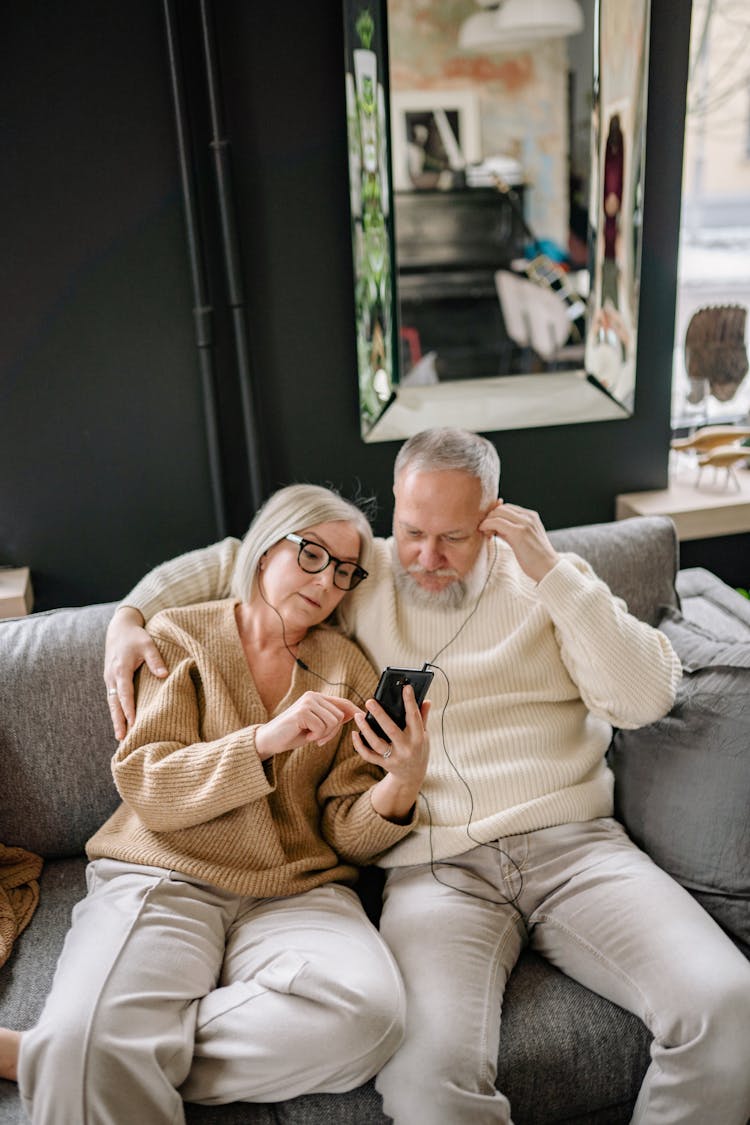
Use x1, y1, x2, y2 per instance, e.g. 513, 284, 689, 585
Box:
422, 539, 525, 907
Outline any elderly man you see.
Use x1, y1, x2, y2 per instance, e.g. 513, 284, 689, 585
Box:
104, 428, 750, 1125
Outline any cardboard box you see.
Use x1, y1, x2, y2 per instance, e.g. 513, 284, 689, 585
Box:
0, 567, 34, 619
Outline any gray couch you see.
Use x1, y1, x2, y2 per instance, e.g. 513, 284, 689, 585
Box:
2, 515, 749, 1125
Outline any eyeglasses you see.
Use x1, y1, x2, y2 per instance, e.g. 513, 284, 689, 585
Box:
284, 534, 368, 591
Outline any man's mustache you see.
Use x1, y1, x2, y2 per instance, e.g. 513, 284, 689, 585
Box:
407, 564, 459, 578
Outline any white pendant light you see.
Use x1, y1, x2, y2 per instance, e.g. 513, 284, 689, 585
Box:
494, 0, 584, 44
458, 9, 509, 52
458, 0, 584, 53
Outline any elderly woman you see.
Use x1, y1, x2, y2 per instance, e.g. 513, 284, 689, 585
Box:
0, 484, 429, 1124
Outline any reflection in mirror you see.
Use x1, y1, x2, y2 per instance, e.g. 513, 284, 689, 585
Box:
343, 0, 651, 442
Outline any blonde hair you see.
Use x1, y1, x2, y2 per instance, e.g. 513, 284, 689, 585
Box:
394, 427, 500, 509
230, 484, 374, 608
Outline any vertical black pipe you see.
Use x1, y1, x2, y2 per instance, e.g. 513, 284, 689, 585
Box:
199, 0, 265, 512
163, 0, 228, 538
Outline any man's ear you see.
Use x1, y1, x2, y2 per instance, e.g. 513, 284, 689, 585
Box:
477, 498, 501, 536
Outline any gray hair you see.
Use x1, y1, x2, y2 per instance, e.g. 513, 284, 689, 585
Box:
231, 483, 374, 605
393, 428, 500, 509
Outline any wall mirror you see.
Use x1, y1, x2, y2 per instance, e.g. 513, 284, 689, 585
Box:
343, 0, 651, 442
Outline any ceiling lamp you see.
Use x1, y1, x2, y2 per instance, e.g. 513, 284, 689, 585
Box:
494, 0, 584, 43
458, 0, 584, 53
458, 9, 509, 52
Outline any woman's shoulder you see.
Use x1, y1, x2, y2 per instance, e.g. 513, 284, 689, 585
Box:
149, 599, 238, 643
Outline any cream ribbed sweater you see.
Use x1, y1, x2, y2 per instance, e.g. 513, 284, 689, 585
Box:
122, 537, 681, 868
88, 601, 412, 896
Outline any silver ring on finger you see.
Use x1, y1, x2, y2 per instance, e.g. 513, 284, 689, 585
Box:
107, 687, 118, 697
382, 747, 392, 759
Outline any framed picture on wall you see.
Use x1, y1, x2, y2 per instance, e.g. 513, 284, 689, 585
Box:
390, 89, 481, 191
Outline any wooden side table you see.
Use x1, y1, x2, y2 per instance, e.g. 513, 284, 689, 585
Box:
0, 567, 34, 619
615, 466, 750, 542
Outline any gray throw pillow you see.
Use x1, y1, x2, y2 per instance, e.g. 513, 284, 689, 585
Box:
676, 567, 750, 641
659, 605, 750, 669
609, 607, 750, 957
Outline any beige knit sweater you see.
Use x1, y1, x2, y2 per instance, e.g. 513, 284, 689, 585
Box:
87, 601, 413, 896
121, 536, 681, 868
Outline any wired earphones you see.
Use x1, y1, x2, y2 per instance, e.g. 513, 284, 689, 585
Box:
255, 569, 368, 708
419, 537, 525, 908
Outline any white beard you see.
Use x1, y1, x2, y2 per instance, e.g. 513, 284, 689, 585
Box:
391, 539, 493, 611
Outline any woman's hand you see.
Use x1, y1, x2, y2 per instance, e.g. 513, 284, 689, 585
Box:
352, 684, 430, 823
104, 607, 168, 739
255, 691, 363, 760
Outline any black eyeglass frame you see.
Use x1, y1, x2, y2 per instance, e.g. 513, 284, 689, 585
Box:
284, 534, 369, 591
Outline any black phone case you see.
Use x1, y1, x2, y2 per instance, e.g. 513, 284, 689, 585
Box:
365, 666, 434, 742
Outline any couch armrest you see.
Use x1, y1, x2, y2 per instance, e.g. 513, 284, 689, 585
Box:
0, 603, 119, 857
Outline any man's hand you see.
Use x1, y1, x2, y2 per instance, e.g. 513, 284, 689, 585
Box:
479, 500, 560, 583
104, 606, 167, 739
255, 692, 363, 760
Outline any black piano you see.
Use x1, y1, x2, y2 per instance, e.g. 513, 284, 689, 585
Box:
393, 186, 528, 380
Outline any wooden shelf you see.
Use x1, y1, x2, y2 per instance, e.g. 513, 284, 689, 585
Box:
616, 465, 750, 541
0, 567, 34, 619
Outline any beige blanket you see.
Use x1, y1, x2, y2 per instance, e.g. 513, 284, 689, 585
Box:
0, 844, 43, 969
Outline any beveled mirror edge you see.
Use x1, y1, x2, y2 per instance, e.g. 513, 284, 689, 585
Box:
343, 0, 651, 442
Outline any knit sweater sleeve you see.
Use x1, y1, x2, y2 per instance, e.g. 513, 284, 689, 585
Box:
536, 555, 681, 728
120, 538, 240, 623
111, 633, 274, 833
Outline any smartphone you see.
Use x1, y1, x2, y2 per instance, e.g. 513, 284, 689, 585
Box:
365, 666, 434, 742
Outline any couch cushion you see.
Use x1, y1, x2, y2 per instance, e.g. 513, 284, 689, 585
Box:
609, 607, 750, 956
0, 604, 120, 857
498, 950, 649, 1124
549, 516, 678, 626
0, 858, 88, 1032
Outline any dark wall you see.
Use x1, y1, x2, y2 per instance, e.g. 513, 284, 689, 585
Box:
0, 1, 224, 609
0, 0, 692, 611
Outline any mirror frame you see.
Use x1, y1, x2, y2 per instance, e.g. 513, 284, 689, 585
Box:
343, 0, 651, 442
